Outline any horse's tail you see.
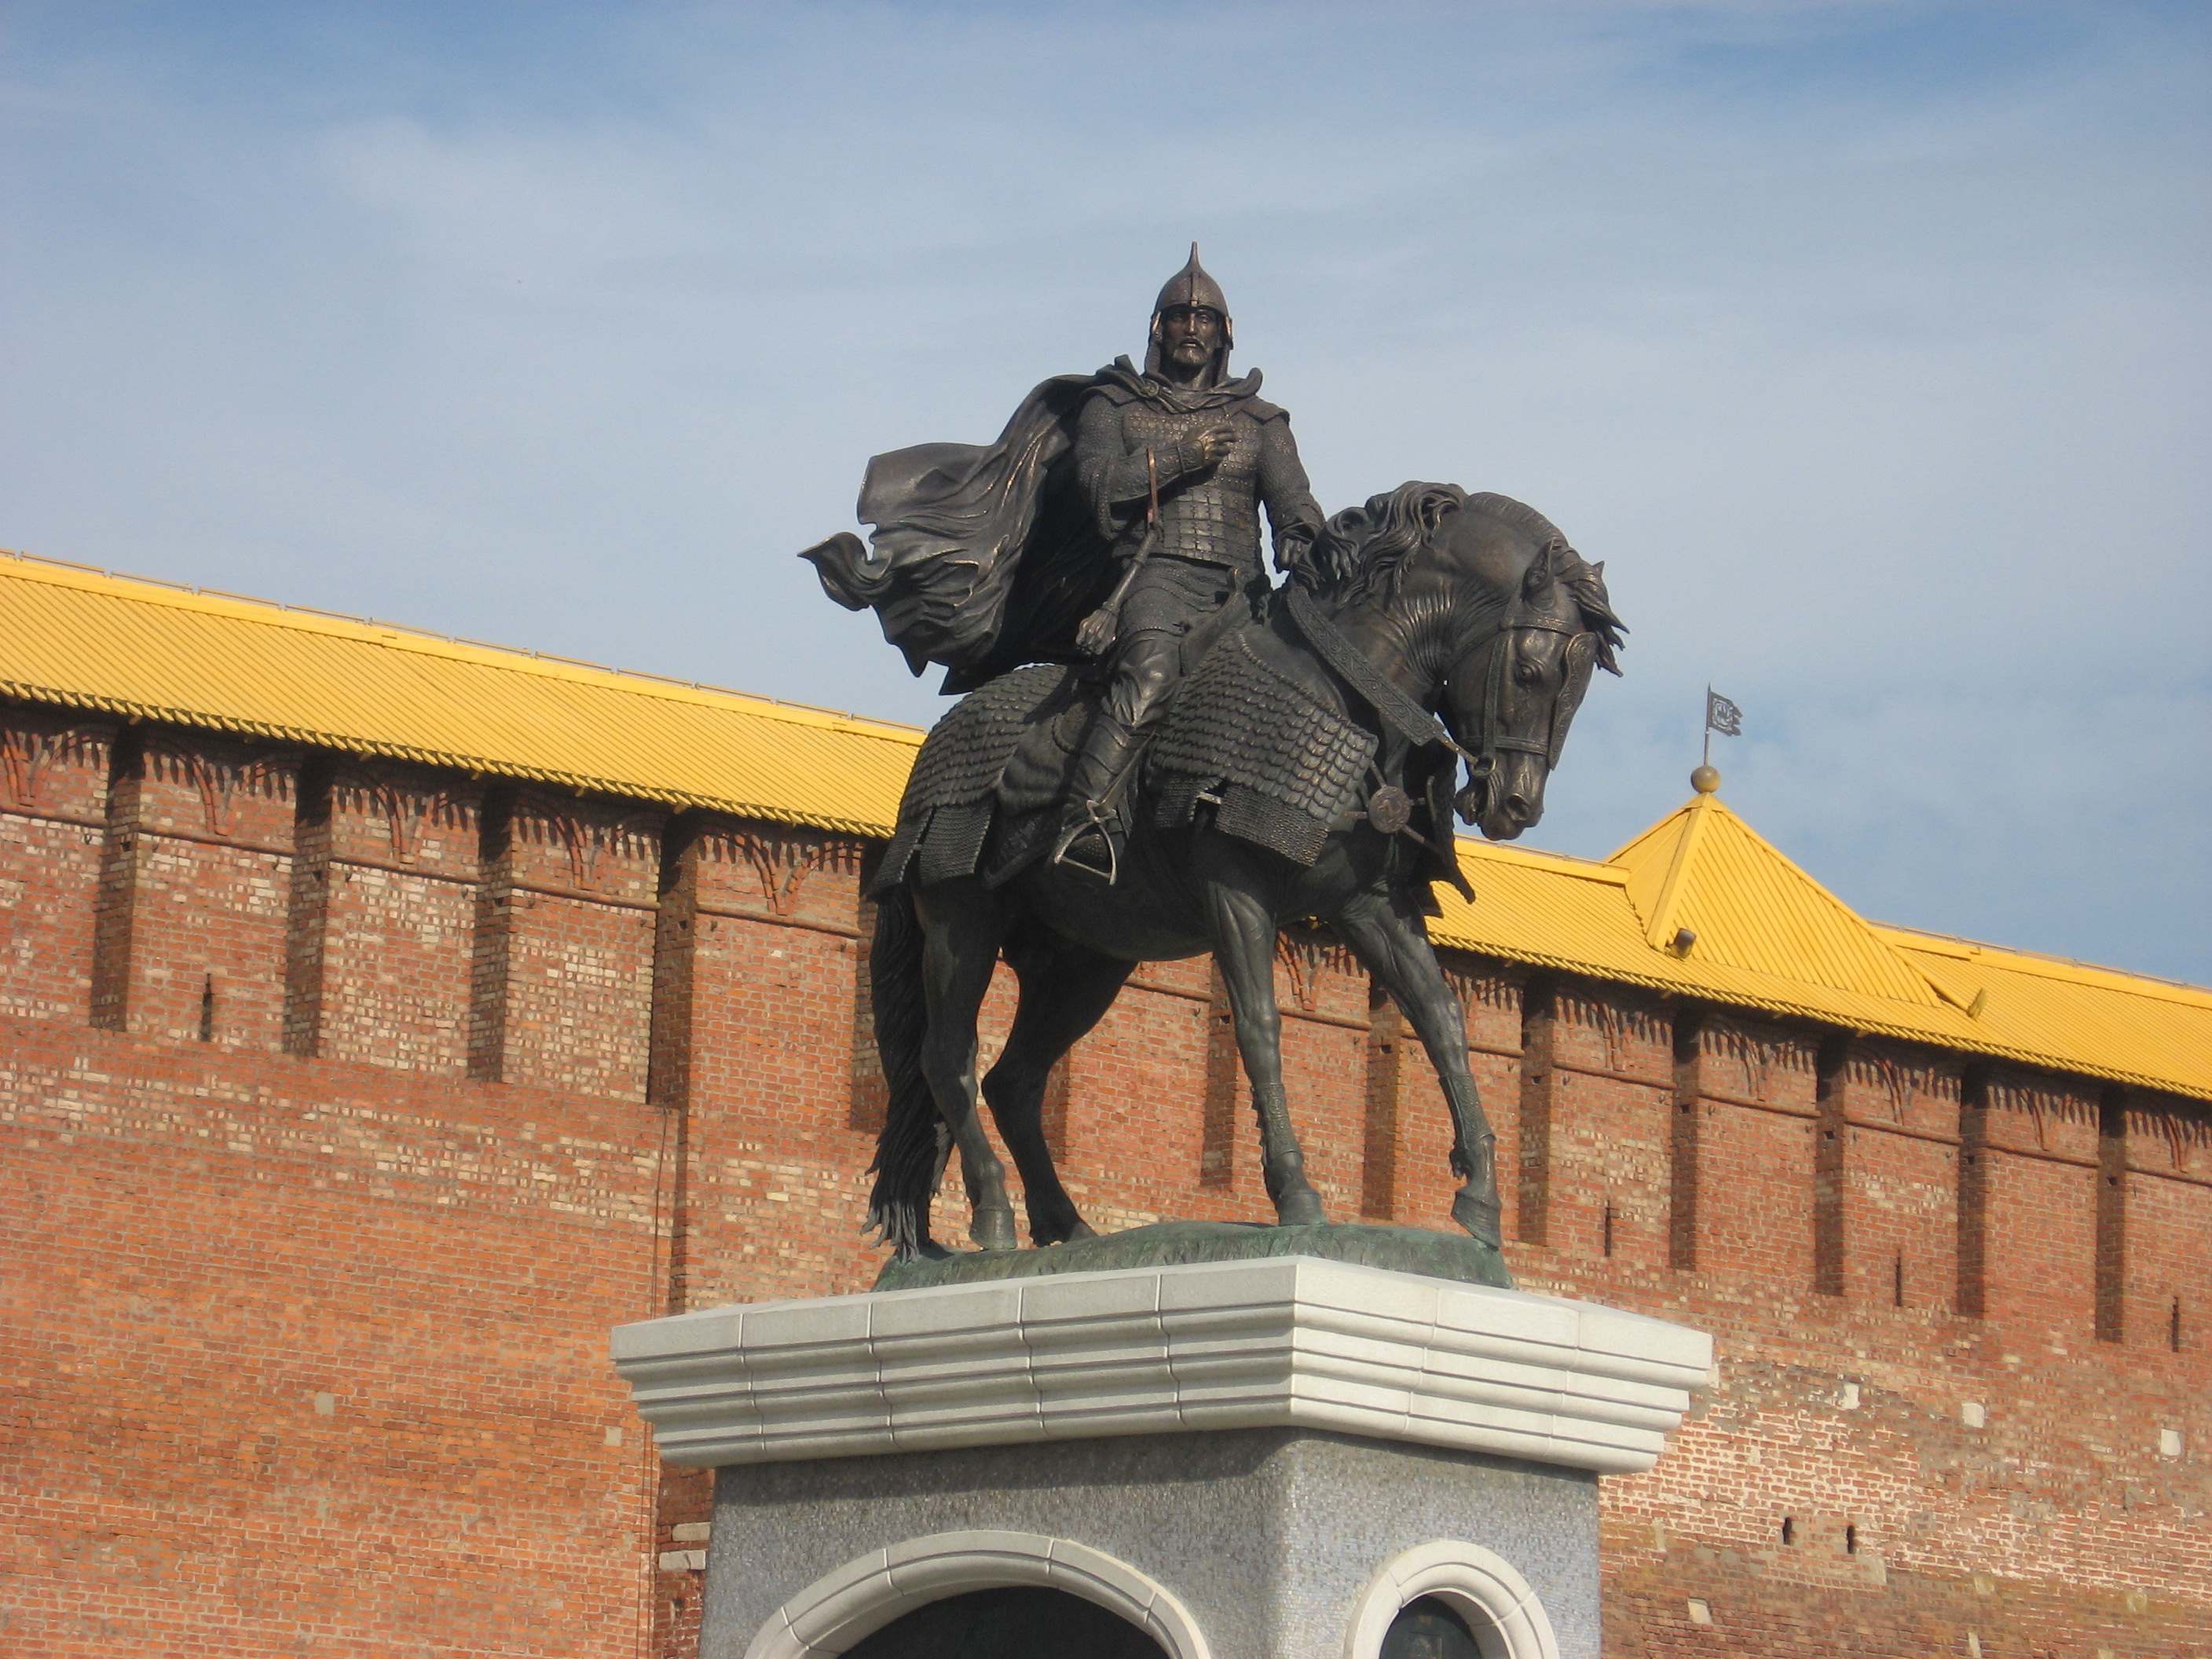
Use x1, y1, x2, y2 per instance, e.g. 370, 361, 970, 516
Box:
863, 884, 948, 1258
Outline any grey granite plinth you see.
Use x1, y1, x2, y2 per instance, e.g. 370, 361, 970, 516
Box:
702, 1428, 1597, 1659
613, 1255, 1712, 1658
873, 1219, 1511, 1293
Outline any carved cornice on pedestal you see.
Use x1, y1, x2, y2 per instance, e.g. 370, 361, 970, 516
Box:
613, 1256, 1713, 1477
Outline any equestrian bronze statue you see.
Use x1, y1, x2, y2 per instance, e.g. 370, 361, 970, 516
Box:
802, 253, 1625, 1259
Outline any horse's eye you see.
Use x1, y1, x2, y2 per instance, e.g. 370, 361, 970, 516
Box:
1515, 662, 1544, 684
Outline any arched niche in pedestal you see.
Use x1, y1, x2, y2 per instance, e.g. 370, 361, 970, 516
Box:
745, 1529, 1210, 1659
1345, 1540, 1562, 1659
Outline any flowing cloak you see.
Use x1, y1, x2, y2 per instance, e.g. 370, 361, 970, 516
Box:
800, 373, 1116, 696
800, 362, 1279, 694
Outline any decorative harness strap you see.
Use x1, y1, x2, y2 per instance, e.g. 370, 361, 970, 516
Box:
1287, 573, 1594, 779
1284, 584, 1469, 761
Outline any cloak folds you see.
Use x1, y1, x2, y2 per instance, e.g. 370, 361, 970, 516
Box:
800, 373, 1118, 695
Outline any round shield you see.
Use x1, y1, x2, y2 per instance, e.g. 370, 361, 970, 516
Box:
1367, 785, 1414, 836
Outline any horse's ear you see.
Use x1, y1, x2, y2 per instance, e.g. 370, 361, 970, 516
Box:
1522, 538, 1557, 600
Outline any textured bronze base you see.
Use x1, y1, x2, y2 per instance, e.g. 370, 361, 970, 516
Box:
873, 1217, 1512, 1293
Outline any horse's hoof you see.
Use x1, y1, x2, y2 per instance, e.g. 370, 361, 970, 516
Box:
1274, 1188, 1327, 1229
1025, 1203, 1097, 1247
1452, 1188, 1503, 1249
971, 1205, 1020, 1252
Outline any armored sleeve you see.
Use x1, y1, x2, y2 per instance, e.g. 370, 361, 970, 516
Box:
1257, 413, 1324, 569
1075, 393, 1211, 543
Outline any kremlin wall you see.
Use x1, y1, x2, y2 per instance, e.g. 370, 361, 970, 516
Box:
2, 548, 2207, 1658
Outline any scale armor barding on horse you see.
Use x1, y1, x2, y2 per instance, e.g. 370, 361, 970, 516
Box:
870, 487, 1621, 909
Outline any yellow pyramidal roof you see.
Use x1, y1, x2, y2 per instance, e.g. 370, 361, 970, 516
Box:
2, 548, 2205, 1102
1608, 789, 1946, 1008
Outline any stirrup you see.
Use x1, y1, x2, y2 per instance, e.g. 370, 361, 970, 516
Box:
1049, 805, 1121, 884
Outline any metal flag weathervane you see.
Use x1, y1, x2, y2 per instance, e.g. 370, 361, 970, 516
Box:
1703, 687, 1742, 767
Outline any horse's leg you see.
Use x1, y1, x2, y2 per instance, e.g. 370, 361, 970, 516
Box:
983, 939, 1133, 1247
914, 880, 1020, 1251
1205, 869, 1326, 1227
1330, 887, 1503, 1247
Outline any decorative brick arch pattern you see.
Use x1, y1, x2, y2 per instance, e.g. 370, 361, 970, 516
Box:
744, 1529, 1212, 1659
1342, 1540, 1560, 1659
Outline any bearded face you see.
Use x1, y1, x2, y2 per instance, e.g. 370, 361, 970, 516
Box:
1152, 303, 1225, 385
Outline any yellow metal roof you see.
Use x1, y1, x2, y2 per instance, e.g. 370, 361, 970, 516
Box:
3, 548, 2204, 1103
0, 551, 919, 837
1429, 797, 2211, 1102
1610, 792, 1946, 1007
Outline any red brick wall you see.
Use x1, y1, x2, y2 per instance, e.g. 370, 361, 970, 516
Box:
1832, 1046, 1961, 1313
92, 730, 300, 1050
3, 716, 2207, 1658
473, 791, 665, 1100
0, 1025, 665, 1659
2122, 1098, 2212, 1355
294, 760, 486, 1072
661, 815, 881, 1306
1688, 1015, 1819, 1284
1059, 955, 1234, 1229
1980, 1075, 2102, 1345
1547, 987, 1672, 1268
1, 712, 110, 1023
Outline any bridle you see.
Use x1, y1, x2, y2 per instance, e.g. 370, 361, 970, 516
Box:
1439, 558, 1598, 800
1280, 526, 1598, 823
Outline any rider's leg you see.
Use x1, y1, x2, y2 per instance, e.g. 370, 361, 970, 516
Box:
982, 939, 1135, 1245
1053, 558, 1241, 881
1201, 846, 1326, 1226
912, 880, 1020, 1250
1331, 886, 1502, 1246
1051, 628, 1181, 880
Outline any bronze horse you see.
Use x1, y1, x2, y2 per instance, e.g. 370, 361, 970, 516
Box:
864, 484, 1624, 1258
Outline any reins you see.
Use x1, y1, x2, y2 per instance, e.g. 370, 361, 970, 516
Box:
1285, 536, 1594, 816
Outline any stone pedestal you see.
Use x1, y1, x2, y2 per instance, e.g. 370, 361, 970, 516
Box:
612, 1255, 1712, 1659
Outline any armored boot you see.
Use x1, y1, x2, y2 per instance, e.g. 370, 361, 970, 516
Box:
1049, 712, 1148, 884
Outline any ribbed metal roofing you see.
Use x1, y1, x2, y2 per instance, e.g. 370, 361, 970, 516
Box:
4, 548, 2204, 1102
1610, 793, 1943, 1006
1429, 800, 2210, 1102
0, 551, 917, 837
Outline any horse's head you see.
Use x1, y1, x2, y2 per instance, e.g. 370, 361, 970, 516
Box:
1444, 518, 1624, 838
1313, 484, 1625, 841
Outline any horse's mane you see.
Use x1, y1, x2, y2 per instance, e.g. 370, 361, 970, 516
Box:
1311, 481, 1626, 674
1308, 482, 1463, 598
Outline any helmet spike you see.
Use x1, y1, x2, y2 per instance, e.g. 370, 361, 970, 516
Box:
1153, 245, 1229, 320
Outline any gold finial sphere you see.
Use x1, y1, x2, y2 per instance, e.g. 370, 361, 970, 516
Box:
1690, 764, 1721, 794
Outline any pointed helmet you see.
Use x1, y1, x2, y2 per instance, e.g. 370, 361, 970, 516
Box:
1145, 243, 1235, 381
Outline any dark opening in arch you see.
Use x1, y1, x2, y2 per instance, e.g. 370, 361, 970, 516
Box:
1381, 1595, 1486, 1659
841, 1585, 1167, 1659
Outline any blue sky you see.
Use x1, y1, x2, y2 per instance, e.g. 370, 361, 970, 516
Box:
5, 2, 2207, 982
